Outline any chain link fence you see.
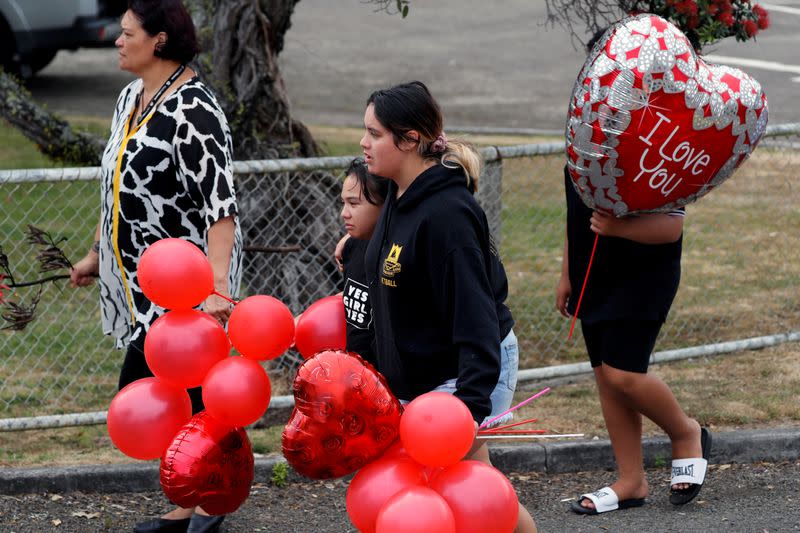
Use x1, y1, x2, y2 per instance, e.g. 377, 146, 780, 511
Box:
1, 125, 798, 421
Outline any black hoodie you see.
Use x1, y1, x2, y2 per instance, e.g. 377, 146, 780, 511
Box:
364, 163, 514, 422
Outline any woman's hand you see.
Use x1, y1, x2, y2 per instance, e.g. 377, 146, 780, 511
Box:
334, 234, 350, 272
69, 253, 100, 288
589, 210, 626, 237
204, 289, 232, 325
555, 273, 571, 318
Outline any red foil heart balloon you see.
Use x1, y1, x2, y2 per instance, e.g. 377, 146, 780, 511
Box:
566, 14, 768, 216
282, 350, 402, 479
160, 411, 254, 515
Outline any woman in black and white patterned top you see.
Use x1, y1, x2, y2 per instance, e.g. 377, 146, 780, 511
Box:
69, 1, 239, 531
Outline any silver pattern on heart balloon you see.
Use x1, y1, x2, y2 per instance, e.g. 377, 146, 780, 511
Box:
588, 53, 618, 79
676, 54, 697, 78
597, 104, 631, 137
661, 70, 686, 94
608, 70, 637, 110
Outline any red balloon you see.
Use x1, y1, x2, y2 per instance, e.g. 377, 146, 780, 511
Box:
294, 295, 347, 359
202, 357, 271, 427
346, 456, 427, 533
107, 378, 192, 460
428, 460, 519, 533
227, 295, 295, 360
375, 486, 455, 533
144, 310, 230, 388
378, 439, 407, 461
161, 411, 254, 515
566, 15, 767, 216
376, 440, 443, 481
282, 350, 401, 479
137, 238, 214, 310
399, 392, 474, 468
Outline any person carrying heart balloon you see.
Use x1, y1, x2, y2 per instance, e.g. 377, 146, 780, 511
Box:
68, 1, 242, 531
360, 81, 536, 532
556, 14, 767, 515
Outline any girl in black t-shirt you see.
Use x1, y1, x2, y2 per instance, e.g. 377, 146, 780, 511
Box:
338, 158, 389, 364
557, 167, 710, 514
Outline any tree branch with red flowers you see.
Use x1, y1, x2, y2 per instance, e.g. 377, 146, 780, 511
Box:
545, 0, 769, 51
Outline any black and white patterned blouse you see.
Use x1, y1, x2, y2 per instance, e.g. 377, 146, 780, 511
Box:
98, 77, 242, 346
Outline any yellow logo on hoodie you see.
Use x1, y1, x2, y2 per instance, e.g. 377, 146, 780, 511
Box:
382, 243, 402, 285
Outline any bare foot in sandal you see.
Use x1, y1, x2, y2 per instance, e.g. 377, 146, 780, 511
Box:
572, 478, 649, 514
670, 424, 712, 505
670, 419, 703, 491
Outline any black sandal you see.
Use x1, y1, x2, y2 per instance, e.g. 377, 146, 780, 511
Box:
669, 427, 712, 505
569, 486, 646, 515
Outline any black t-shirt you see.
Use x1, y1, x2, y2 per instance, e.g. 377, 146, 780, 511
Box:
341, 237, 376, 365
565, 167, 683, 323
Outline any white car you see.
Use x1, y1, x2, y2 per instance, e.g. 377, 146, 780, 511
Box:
0, 0, 124, 78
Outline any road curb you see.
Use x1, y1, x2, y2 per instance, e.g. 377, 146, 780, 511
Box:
1, 427, 797, 495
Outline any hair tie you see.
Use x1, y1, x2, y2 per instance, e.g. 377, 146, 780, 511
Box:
431, 132, 448, 153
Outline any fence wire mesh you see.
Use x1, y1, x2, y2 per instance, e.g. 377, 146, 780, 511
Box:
0, 129, 798, 420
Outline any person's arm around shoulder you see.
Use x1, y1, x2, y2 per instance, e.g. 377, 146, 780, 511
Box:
69, 219, 101, 288
589, 210, 684, 244
334, 234, 350, 273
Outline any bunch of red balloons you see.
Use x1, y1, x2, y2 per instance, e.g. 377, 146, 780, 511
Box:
107, 239, 296, 512
108, 239, 295, 459
346, 392, 519, 533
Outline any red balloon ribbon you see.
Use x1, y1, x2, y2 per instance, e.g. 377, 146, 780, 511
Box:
568, 233, 599, 340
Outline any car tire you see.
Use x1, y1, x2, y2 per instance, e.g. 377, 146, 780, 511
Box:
0, 16, 18, 75
29, 48, 58, 74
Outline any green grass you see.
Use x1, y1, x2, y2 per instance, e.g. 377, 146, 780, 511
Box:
4, 343, 797, 467
1, 118, 798, 419
0, 120, 57, 169
0, 116, 108, 169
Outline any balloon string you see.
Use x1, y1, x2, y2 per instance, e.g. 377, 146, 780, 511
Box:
478, 387, 551, 429
568, 233, 599, 340
478, 429, 548, 435
484, 417, 539, 432
212, 290, 238, 305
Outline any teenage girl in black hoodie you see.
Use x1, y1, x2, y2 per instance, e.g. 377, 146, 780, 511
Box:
360, 81, 536, 532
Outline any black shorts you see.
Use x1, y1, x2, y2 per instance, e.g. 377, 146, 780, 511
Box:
581, 320, 663, 374
119, 325, 204, 414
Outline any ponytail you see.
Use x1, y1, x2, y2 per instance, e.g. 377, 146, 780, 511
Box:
441, 139, 482, 192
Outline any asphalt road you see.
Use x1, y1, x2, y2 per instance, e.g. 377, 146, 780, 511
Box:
26, 1, 800, 131
1, 461, 798, 532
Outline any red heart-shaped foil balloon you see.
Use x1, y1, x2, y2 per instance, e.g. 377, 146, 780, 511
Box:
282, 350, 402, 479
160, 411, 254, 515
566, 14, 768, 216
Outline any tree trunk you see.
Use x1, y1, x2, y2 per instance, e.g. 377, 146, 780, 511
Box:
0, 72, 105, 165
185, 0, 341, 319
186, 0, 320, 159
